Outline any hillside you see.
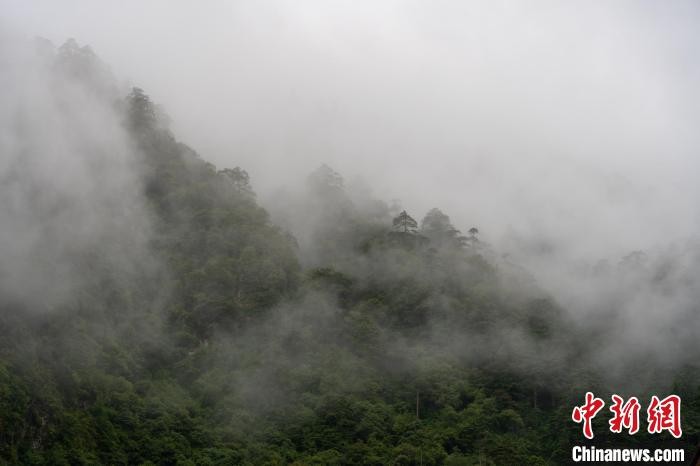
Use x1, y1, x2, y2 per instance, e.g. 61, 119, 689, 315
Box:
0, 39, 698, 466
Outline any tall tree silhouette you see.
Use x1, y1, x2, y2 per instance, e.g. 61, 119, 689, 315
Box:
393, 210, 418, 233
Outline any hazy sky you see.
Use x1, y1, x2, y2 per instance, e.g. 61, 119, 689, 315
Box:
2, 0, 699, 263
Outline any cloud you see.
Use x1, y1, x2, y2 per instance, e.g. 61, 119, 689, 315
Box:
0, 33, 150, 309
5, 0, 697, 262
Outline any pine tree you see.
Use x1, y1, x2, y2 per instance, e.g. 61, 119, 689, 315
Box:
393, 210, 418, 233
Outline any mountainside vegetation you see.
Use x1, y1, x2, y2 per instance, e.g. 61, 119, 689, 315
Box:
1, 39, 699, 466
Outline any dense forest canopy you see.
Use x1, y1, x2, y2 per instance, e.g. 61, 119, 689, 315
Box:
0, 36, 699, 466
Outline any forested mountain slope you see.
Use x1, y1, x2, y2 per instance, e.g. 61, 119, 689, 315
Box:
0, 39, 698, 466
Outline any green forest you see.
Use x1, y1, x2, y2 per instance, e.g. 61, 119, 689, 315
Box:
0, 39, 699, 466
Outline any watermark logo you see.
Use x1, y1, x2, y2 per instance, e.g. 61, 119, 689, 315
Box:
647, 395, 682, 438
571, 392, 682, 439
571, 392, 605, 439
609, 394, 640, 435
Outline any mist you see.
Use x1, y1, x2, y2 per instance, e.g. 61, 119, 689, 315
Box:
0, 31, 154, 310
1, 2, 700, 462
3, 0, 700, 381
4, 1, 699, 265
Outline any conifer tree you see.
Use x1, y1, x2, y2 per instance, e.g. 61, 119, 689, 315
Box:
393, 210, 418, 233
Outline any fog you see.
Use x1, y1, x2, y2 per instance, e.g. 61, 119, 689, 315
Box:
3, 1, 699, 266
0, 30, 154, 310
2, 1, 700, 386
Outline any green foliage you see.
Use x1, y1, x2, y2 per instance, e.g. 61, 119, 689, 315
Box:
1, 79, 697, 465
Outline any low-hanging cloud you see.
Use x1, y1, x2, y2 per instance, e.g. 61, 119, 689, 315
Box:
3, 0, 697, 264
0, 31, 151, 310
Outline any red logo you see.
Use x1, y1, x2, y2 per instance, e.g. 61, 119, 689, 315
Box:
572, 392, 605, 439
647, 395, 682, 438
572, 393, 681, 439
609, 395, 641, 435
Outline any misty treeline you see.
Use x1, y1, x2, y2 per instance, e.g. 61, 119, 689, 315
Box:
1, 38, 699, 465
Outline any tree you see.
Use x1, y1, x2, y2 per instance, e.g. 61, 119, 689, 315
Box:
421, 208, 451, 234
421, 208, 467, 248
55, 38, 116, 98
126, 87, 156, 130
307, 164, 344, 195
305, 164, 353, 215
393, 210, 418, 233
464, 227, 480, 250
219, 167, 254, 198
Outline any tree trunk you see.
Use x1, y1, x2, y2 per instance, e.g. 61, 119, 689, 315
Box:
416, 390, 420, 420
